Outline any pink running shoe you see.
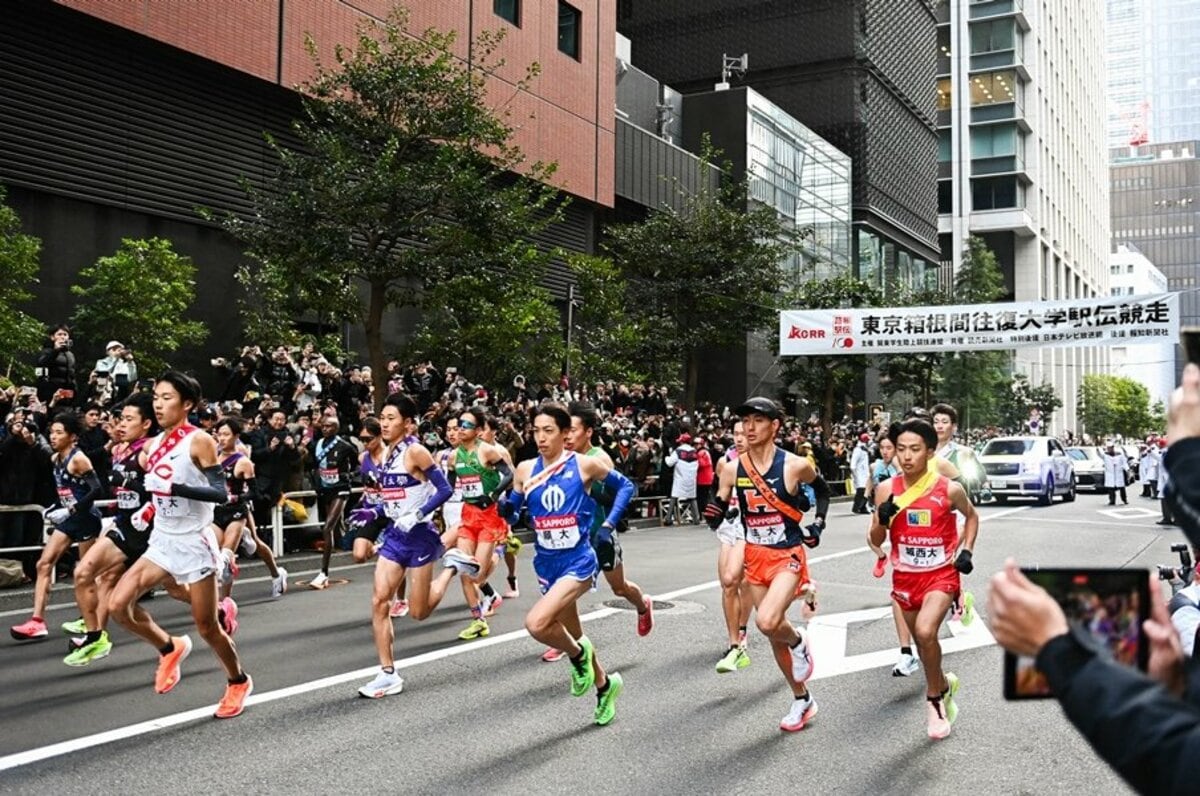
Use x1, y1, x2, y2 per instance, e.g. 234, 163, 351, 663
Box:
220, 597, 239, 636
541, 647, 566, 663
637, 596, 654, 637
10, 617, 48, 641
390, 599, 409, 618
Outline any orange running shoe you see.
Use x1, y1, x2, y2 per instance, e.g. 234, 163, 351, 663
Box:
214, 674, 254, 719
155, 635, 193, 694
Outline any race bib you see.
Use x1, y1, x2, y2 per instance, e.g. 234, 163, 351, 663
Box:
533, 514, 580, 550
319, 467, 339, 486
115, 487, 140, 510
153, 493, 187, 518
744, 512, 786, 545
56, 486, 77, 509
459, 474, 483, 499
381, 487, 409, 520
899, 543, 947, 569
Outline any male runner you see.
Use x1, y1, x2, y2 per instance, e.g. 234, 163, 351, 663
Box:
503, 403, 635, 726
11, 412, 105, 643
866, 430, 918, 677
354, 394, 477, 698
106, 372, 253, 719
707, 396, 829, 732
307, 416, 357, 590
868, 418, 978, 739
481, 416, 522, 599
711, 420, 754, 673
447, 408, 514, 640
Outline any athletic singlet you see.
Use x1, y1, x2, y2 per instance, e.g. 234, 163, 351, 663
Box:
146, 426, 214, 535
220, 452, 249, 503
112, 438, 149, 521
585, 445, 607, 532
735, 448, 807, 549
887, 474, 959, 573
438, 448, 463, 504
455, 445, 500, 505
360, 450, 384, 506
526, 452, 593, 553
53, 448, 100, 518
378, 440, 434, 529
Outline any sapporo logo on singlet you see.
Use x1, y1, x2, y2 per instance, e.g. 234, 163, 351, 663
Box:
540, 484, 567, 513
905, 509, 932, 527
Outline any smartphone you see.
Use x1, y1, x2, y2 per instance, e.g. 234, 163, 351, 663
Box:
1004, 568, 1150, 700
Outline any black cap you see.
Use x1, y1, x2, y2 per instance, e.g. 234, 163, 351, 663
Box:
734, 396, 782, 420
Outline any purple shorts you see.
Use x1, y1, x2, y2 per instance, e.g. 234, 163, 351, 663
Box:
378, 524, 444, 569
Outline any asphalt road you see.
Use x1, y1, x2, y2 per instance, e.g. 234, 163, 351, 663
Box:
0, 489, 1182, 794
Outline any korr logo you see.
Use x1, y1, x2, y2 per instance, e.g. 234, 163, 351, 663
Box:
788, 326, 826, 340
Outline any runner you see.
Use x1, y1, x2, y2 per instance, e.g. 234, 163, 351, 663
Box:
306, 416, 357, 590
344, 418, 408, 616
708, 396, 829, 732
503, 402, 635, 725
212, 417, 286, 600
707, 420, 754, 674
447, 408, 514, 640
11, 412, 105, 642
437, 417, 464, 554
106, 371, 254, 719
354, 394, 477, 699
868, 417, 979, 739
482, 416, 522, 599
866, 430, 918, 677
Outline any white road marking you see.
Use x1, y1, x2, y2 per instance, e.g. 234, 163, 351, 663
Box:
1098, 506, 1160, 520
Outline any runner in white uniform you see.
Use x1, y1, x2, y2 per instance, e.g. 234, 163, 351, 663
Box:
106, 372, 253, 719
712, 421, 754, 673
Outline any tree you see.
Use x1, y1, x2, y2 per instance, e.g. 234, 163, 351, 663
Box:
0, 184, 46, 381
219, 8, 562, 407
997, 373, 1062, 432
70, 238, 208, 375
876, 284, 949, 408
777, 274, 883, 434
1078, 373, 1155, 439
563, 254, 650, 385
603, 143, 801, 406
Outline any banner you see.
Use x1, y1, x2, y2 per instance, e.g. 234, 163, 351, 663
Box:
779, 292, 1179, 356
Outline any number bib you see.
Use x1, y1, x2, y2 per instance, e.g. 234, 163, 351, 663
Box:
743, 512, 786, 546
459, 474, 483, 499
382, 487, 409, 521
534, 514, 580, 550
153, 493, 187, 518
898, 541, 947, 569
115, 487, 140, 510
319, 467, 339, 486
56, 487, 77, 510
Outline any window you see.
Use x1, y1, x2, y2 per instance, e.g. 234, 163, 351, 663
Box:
558, 1, 581, 60
938, 130, 952, 162
970, 70, 1018, 106
494, 0, 519, 25
938, 180, 953, 213
972, 177, 1019, 209
970, 19, 1015, 53
937, 77, 952, 111
1110, 264, 1121, 274
970, 124, 1018, 158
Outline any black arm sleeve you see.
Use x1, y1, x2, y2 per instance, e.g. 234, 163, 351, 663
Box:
170, 465, 228, 504
446, 467, 458, 489
491, 458, 514, 498
809, 474, 831, 520
1037, 627, 1200, 794
71, 469, 107, 513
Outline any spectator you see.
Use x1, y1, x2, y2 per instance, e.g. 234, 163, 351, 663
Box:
694, 437, 714, 510
262, 345, 301, 411
35, 324, 76, 405
250, 408, 302, 533
664, 433, 699, 526
77, 403, 112, 486
215, 356, 263, 409
0, 416, 55, 580
91, 340, 137, 405
1103, 442, 1130, 505
850, 432, 871, 513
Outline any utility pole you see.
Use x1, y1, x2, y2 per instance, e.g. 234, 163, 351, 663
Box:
565, 284, 575, 381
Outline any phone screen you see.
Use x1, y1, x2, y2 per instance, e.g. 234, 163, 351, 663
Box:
1004, 568, 1150, 699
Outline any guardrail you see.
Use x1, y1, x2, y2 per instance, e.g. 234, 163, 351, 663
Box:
269, 488, 365, 559
0, 500, 118, 584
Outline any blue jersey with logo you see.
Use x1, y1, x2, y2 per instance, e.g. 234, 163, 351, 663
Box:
526, 453, 593, 554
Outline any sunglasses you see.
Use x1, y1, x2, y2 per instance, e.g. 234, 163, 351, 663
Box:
359, 434, 376, 442
459, 420, 477, 430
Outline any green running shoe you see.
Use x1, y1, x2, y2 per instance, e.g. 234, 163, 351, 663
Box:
958, 591, 976, 626
61, 617, 87, 636
594, 672, 624, 726
570, 636, 596, 696
457, 618, 490, 640
63, 631, 113, 667
943, 671, 960, 726
715, 646, 751, 674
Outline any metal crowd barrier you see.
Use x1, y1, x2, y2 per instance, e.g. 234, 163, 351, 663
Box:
0, 500, 118, 584
269, 488, 365, 559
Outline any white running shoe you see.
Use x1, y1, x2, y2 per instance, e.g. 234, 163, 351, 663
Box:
309, 571, 329, 590
481, 593, 502, 617
239, 527, 257, 556
358, 669, 404, 699
779, 694, 818, 732
790, 626, 814, 683
442, 548, 481, 577
272, 567, 288, 598
892, 652, 920, 677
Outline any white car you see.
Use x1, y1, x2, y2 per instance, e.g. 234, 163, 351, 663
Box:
1067, 446, 1105, 493
979, 436, 1076, 505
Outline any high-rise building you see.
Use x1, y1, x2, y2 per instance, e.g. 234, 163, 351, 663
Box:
618, 0, 940, 291
938, 0, 1110, 433
1108, 244, 1174, 404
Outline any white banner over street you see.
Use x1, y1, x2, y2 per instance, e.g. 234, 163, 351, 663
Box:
779, 292, 1179, 356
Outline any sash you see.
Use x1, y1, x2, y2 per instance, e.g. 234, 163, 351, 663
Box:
892, 468, 939, 512
147, 424, 195, 473
524, 451, 574, 495
738, 452, 803, 523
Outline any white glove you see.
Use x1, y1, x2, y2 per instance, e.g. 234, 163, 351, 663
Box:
45, 507, 71, 526
394, 509, 429, 533
131, 503, 155, 532
143, 473, 171, 495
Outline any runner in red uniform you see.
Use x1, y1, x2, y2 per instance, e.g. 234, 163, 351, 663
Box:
868, 418, 978, 740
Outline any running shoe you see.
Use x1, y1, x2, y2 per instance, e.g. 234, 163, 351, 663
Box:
952, 591, 976, 626
155, 635, 193, 694
239, 526, 257, 556
504, 579, 520, 599
790, 626, 814, 683
309, 571, 330, 590
220, 552, 239, 585
570, 636, 596, 696
926, 695, 952, 739
271, 567, 289, 598
944, 671, 960, 726
10, 617, 48, 641
872, 556, 887, 578
390, 599, 409, 618
505, 534, 523, 556
61, 617, 87, 635
358, 669, 404, 699
541, 647, 566, 663
800, 582, 819, 616
219, 597, 239, 636
458, 618, 489, 640
442, 548, 481, 577
214, 674, 254, 719
892, 652, 920, 677
67, 635, 87, 652
594, 672, 624, 726
737, 628, 748, 649
716, 645, 751, 674
63, 631, 113, 667
637, 596, 654, 637
780, 694, 818, 732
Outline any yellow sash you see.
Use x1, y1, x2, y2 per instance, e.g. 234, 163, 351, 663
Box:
893, 467, 939, 513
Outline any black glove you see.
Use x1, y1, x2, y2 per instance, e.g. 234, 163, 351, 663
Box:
954, 549, 974, 575
801, 518, 824, 549
795, 489, 812, 513
476, 494, 496, 510
876, 496, 898, 527
703, 497, 730, 531
363, 471, 381, 490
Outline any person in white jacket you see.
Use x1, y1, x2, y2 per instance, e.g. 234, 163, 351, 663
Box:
1102, 442, 1129, 505
1140, 441, 1161, 498
665, 434, 699, 526
850, 433, 871, 513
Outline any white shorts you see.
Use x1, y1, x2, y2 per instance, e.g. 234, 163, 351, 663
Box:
144, 526, 223, 585
715, 519, 744, 547
442, 500, 464, 529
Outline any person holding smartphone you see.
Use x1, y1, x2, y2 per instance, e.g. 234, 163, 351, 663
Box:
35, 325, 77, 405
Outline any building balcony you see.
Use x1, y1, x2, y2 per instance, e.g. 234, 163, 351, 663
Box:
969, 0, 1030, 30
969, 207, 1036, 237
971, 154, 1029, 179
970, 49, 1029, 81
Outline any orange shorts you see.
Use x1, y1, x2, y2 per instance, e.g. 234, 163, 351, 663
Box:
891, 566, 960, 612
459, 502, 509, 546
744, 543, 811, 595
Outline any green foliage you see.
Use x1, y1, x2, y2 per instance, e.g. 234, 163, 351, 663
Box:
997, 373, 1062, 431
1078, 373, 1155, 438
70, 238, 208, 374
876, 284, 950, 408
564, 254, 649, 384
0, 185, 46, 381
218, 8, 562, 406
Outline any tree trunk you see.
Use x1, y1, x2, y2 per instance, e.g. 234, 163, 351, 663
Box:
685, 350, 700, 410
366, 278, 388, 412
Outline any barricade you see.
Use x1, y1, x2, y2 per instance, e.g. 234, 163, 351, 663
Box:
0, 500, 117, 584
269, 488, 365, 559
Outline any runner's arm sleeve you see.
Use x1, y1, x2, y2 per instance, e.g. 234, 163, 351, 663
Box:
69, 470, 106, 514
809, 474, 831, 521
500, 490, 525, 525
491, 459, 514, 498
169, 466, 228, 504
446, 467, 458, 489
600, 469, 635, 527
418, 465, 452, 516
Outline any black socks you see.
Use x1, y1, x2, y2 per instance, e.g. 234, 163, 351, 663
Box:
480, 583, 496, 598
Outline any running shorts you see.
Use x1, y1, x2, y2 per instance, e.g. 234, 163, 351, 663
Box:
459, 502, 508, 546
143, 526, 224, 585
891, 566, 960, 612
533, 544, 599, 595
743, 543, 810, 594
213, 504, 250, 528
442, 499, 464, 530
105, 521, 150, 569
590, 528, 623, 572
342, 515, 389, 550
378, 524, 444, 569
54, 512, 101, 544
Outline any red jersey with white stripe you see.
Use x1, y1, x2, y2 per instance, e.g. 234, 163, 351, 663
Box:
887, 474, 958, 574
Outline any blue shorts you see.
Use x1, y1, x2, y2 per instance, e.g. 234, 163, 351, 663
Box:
533, 544, 599, 595
56, 513, 100, 544
378, 524, 443, 569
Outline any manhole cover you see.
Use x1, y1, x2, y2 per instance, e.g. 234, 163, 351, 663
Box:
603, 599, 675, 611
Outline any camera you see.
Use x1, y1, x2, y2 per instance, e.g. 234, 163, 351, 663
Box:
1157, 543, 1195, 587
